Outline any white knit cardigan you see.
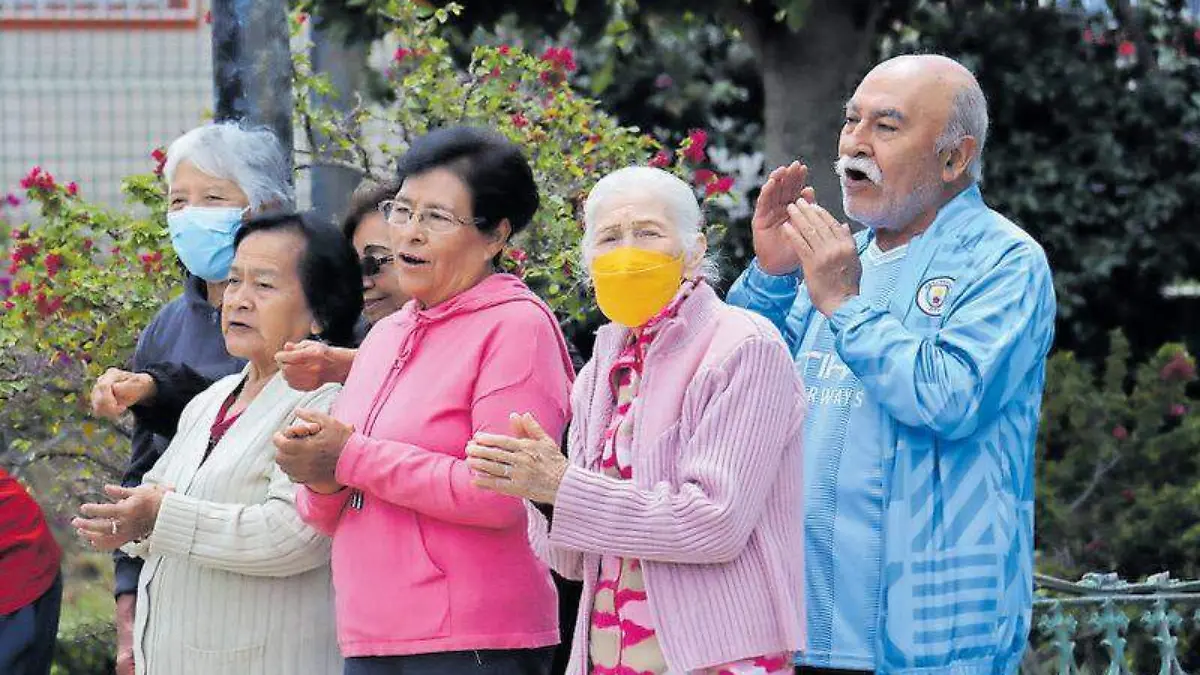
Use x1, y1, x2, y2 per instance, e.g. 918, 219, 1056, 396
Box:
124, 369, 342, 675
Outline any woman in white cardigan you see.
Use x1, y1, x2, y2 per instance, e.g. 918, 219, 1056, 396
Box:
74, 212, 364, 675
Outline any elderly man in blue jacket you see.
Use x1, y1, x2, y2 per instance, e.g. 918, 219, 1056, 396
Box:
728, 54, 1055, 675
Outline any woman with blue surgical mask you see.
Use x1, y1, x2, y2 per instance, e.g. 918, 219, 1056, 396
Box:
86, 121, 294, 675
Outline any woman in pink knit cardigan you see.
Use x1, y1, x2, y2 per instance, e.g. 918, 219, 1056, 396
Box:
469, 166, 806, 675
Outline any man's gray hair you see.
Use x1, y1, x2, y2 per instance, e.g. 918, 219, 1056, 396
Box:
164, 121, 295, 211
936, 83, 989, 183
581, 166, 720, 281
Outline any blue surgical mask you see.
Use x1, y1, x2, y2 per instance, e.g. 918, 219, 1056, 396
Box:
167, 206, 246, 281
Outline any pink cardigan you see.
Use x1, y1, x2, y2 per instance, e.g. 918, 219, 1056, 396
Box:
296, 274, 574, 657
529, 282, 807, 673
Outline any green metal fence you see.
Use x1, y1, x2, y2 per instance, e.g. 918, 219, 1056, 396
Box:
1029, 573, 1200, 675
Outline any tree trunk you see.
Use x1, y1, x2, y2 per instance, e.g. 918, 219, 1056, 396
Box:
310, 23, 369, 224
738, 0, 884, 219
211, 0, 294, 167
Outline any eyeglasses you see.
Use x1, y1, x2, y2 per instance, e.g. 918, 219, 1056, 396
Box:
361, 254, 394, 278
378, 200, 484, 234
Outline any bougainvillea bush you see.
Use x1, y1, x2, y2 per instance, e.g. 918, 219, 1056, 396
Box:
293, 0, 737, 354
0, 166, 172, 504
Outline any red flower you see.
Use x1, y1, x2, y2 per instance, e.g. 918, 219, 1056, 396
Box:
140, 251, 164, 273
1118, 41, 1136, 58
683, 129, 708, 163
66, 182, 78, 197
11, 243, 37, 265
693, 169, 715, 185
4, 194, 18, 207
44, 253, 63, 278
393, 47, 411, 63
508, 82, 519, 92
508, 247, 528, 264
511, 113, 529, 128
1161, 352, 1196, 382
1170, 403, 1188, 417
706, 176, 736, 197
1121, 488, 1136, 504
654, 73, 674, 89
540, 46, 577, 73
2, 301, 12, 311
498, 45, 511, 56
296, 12, 308, 24
20, 166, 56, 191
14, 281, 31, 297
1111, 425, 1129, 440
82, 238, 94, 251
648, 150, 671, 169
34, 292, 62, 317
151, 148, 167, 176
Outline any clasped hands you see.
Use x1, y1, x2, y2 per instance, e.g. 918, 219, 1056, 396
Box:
272, 408, 354, 495
752, 162, 862, 316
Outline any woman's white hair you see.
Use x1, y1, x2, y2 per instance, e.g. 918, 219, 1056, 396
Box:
581, 166, 720, 281
163, 121, 294, 211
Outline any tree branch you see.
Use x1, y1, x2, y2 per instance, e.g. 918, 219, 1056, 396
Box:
1068, 450, 1121, 513
32, 450, 125, 478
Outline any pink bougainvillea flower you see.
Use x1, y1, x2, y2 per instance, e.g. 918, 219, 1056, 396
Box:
682, 129, 708, 163
1161, 352, 1196, 382
648, 150, 671, 169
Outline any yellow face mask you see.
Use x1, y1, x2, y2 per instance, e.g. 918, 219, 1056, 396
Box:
590, 247, 685, 328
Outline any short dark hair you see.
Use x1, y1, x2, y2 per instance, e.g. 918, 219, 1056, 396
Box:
233, 211, 364, 347
342, 178, 401, 241
394, 126, 540, 238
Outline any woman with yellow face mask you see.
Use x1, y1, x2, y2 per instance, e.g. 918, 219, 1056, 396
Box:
467, 167, 807, 675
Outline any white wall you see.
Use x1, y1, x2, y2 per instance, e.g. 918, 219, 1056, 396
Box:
0, 21, 214, 214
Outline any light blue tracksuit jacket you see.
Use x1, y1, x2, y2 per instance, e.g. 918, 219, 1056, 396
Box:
727, 184, 1056, 675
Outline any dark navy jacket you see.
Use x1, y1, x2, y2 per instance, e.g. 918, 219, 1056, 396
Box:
113, 275, 244, 597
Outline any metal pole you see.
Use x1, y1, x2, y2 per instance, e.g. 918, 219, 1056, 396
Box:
210, 0, 294, 169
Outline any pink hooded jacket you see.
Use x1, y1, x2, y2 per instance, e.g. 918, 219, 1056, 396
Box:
296, 274, 575, 657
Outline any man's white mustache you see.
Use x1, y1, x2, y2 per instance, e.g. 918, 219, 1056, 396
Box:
834, 156, 883, 185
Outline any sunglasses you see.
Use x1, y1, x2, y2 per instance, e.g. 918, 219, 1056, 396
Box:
361, 254, 395, 278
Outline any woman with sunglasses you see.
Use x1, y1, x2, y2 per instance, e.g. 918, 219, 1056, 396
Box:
273, 180, 410, 390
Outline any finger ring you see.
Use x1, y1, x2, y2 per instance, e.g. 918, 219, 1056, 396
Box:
111, 520, 119, 535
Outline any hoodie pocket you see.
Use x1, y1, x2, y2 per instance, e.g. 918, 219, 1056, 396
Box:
334, 501, 451, 641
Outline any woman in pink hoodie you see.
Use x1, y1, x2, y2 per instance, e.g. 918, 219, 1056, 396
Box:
273, 127, 575, 675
